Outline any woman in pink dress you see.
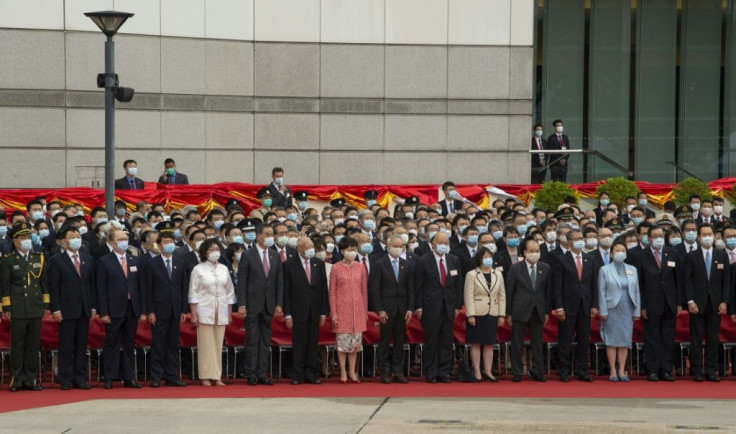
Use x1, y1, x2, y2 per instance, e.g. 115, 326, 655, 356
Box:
329, 236, 368, 384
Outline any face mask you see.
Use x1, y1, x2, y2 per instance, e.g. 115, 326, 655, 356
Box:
287, 213, 298, 222
599, 237, 613, 249
0, 226, 8, 237
235, 252, 243, 262
651, 237, 665, 250
482, 243, 497, 254
613, 252, 627, 263
343, 251, 357, 261
625, 242, 638, 249
534, 130, 543, 138
506, 238, 520, 248
631, 217, 643, 226
95, 217, 108, 225
585, 238, 598, 249
457, 224, 468, 235
326, 242, 335, 253
559, 235, 568, 245
276, 236, 289, 247
546, 232, 557, 243
173, 228, 182, 239
572, 240, 585, 251
31, 211, 44, 221
641, 235, 649, 246
66, 237, 82, 251
304, 248, 315, 259
588, 217, 596, 224
127, 167, 138, 176
691, 203, 700, 211
335, 234, 344, 244
715, 239, 726, 251
38, 229, 50, 239
134, 227, 141, 236
448, 190, 459, 199
626, 204, 635, 213
213, 220, 224, 230
117, 240, 129, 252
700, 236, 714, 248
116, 208, 126, 217
638, 199, 648, 207
262, 198, 273, 208
19, 239, 33, 251
208, 251, 220, 263
264, 237, 275, 247
360, 243, 373, 254
516, 225, 527, 236
31, 233, 39, 244
701, 207, 713, 217
245, 232, 257, 242
570, 224, 580, 230
525, 252, 540, 264
195, 240, 203, 250
428, 231, 437, 241
363, 220, 375, 230
388, 247, 403, 258
286, 237, 298, 248
162, 243, 176, 254
482, 257, 494, 268
684, 231, 697, 243
554, 126, 564, 134
78, 226, 88, 235
348, 215, 359, 221
366, 199, 376, 207
492, 230, 503, 240
474, 226, 487, 234
231, 235, 243, 245
274, 177, 284, 185
669, 237, 682, 246
276, 217, 287, 223
435, 244, 450, 255
315, 251, 327, 261
298, 201, 308, 210
600, 199, 609, 206
727, 237, 736, 249
467, 213, 476, 220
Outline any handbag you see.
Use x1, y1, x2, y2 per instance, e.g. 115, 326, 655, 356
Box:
455, 350, 476, 383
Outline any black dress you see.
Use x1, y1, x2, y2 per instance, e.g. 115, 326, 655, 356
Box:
465, 272, 499, 345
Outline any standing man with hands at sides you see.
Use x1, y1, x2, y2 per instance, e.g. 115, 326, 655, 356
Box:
1, 223, 49, 392
157, 158, 189, 185
283, 236, 329, 385
96, 228, 144, 389
237, 223, 283, 386
414, 232, 464, 384
114, 160, 145, 190
531, 124, 547, 184
684, 224, 730, 382
370, 235, 415, 384
267, 167, 292, 208
48, 227, 96, 390
548, 119, 570, 182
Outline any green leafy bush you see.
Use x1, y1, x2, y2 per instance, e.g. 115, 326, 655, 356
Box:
534, 181, 577, 211
673, 178, 712, 207
594, 177, 639, 209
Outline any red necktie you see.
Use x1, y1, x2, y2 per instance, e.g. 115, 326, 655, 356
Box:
280, 249, 286, 263
120, 255, 128, 278
654, 250, 661, 269
537, 138, 543, 150
73, 254, 81, 277
440, 257, 446, 286
575, 254, 582, 280
304, 259, 311, 284
262, 250, 270, 275
362, 256, 368, 275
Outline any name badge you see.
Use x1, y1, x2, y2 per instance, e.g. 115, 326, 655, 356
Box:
626, 270, 633, 275
717, 263, 724, 270
667, 261, 676, 268
130, 266, 138, 272
450, 269, 458, 276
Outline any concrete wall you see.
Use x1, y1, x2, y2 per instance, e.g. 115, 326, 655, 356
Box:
0, 0, 534, 188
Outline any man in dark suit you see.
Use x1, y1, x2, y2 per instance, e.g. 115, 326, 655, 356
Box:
439, 182, 464, 217
531, 124, 547, 184
414, 232, 464, 383
283, 237, 328, 385
695, 200, 716, 226
632, 225, 682, 382
272, 222, 298, 263
266, 167, 292, 208
142, 228, 188, 388
236, 223, 284, 385
547, 119, 570, 182
96, 228, 144, 389
452, 227, 480, 277
48, 227, 96, 390
370, 235, 415, 384
506, 239, 550, 382
157, 158, 190, 185
114, 159, 145, 190
553, 229, 597, 382
684, 224, 730, 382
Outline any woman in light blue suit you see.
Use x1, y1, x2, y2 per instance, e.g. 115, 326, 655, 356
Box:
598, 239, 641, 382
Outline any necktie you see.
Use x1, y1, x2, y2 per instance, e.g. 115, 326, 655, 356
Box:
706, 250, 711, 279
449, 201, 454, 213
169, 175, 175, 184
439, 257, 447, 286
166, 258, 172, 278
362, 256, 368, 275
262, 249, 270, 276
129, 179, 135, 190
304, 259, 311, 284
120, 255, 128, 278
530, 265, 536, 290
603, 250, 609, 265
576, 254, 582, 280
654, 250, 661, 269
470, 248, 476, 258
730, 251, 735, 265
280, 249, 286, 263
72, 254, 81, 277
558, 134, 563, 147
392, 259, 399, 282
690, 244, 695, 252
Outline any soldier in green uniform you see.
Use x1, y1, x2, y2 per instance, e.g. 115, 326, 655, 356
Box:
0, 222, 48, 391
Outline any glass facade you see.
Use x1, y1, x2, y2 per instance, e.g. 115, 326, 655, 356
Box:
534, 0, 736, 183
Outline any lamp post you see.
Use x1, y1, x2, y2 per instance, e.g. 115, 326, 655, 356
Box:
84, 11, 135, 219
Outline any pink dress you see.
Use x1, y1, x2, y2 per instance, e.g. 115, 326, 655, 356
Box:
329, 260, 368, 352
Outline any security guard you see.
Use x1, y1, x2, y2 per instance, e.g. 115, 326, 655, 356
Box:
1, 222, 48, 391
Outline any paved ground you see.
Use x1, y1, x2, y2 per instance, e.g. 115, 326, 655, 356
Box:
1, 397, 734, 433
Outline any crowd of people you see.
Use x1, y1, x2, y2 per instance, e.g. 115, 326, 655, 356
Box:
1, 163, 736, 392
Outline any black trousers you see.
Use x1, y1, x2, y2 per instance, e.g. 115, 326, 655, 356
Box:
643, 301, 676, 376
291, 315, 320, 382
531, 167, 547, 184
511, 309, 544, 377
421, 306, 454, 380
556, 302, 591, 377
150, 316, 181, 382
689, 299, 720, 376
9, 316, 41, 387
550, 166, 568, 183
245, 311, 272, 379
58, 315, 90, 385
102, 303, 138, 382
378, 306, 407, 375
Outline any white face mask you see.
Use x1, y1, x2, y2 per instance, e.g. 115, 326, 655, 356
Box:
599, 237, 613, 249
482, 243, 497, 254
343, 251, 357, 261
714, 205, 724, 214
388, 247, 403, 258
525, 252, 540, 264
555, 126, 564, 134
207, 251, 220, 263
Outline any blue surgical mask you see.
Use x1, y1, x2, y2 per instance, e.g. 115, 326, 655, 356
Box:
162, 243, 176, 254
448, 190, 459, 199
476, 226, 488, 234
366, 199, 376, 207
68, 238, 83, 251
669, 237, 682, 246
700, 236, 714, 248
641, 235, 649, 246
691, 203, 700, 211
428, 231, 437, 240
600, 199, 609, 206
245, 232, 257, 242
264, 236, 275, 247
274, 177, 284, 185
127, 167, 138, 176
457, 225, 468, 234
613, 252, 627, 263
684, 231, 697, 243
20, 239, 33, 251
360, 243, 373, 254
39, 229, 50, 239
31, 211, 44, 221
482, 257, 494, 268
639, 199, 648, 207
506, 238, 520, 248
173, 229, 182, 239
231, 235, 244, 245
304, 248, 315, 259
572, 240, 585, 250
727, 237, 736, 249
0, 226, 7, 236
117, 240, 129, 252
492, 230, 503, 240
534, 130, 543, 138
516, 225, 527, 236
651, 237, 665, 250
287, 213, 298, 222
363, 220, 375, 230
467, 235, 479, 245
298, 201, 308, 209
335, 234, 344, 244
435, 244, 450, 255
631, 217, 643, 226
263, 198, 273, 207
31, 233, 39, 244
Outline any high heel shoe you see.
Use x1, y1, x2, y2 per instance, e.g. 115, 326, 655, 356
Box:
609, 375, 619, 382
483, 373, 498, 383
349, 376, 362, 384
340, 377, 348, 384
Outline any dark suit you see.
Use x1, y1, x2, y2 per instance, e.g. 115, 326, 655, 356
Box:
271, 245, 298, 264
531, 136, 547, 184
142, 254, 188, 382
440, 200, 464, 217
413, 240, 432, 257
267, 183, 292, 208
632, 246, 682, 376
554, 250, 597, 378
96, 251, 143, 382
283, 255, 328, 382
414, 252, 464, 380
547, 133, 570, 182
236, 245, 284, 380
157, 172, 190, 185
506, 260, 551, 377
114, 176, 145, 190
48, 251, 96, 386
369, 255, 415, 376
684, 248, 730, 377
540, 242, 559, 263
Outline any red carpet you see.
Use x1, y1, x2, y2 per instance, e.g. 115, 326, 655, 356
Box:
2, 376, 735, 413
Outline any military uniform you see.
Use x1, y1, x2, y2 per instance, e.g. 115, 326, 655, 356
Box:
0, 223, 48, 390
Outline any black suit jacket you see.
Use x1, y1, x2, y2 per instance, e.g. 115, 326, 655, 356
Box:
531, 137, 547, 169
142, 254, 188, 319
369, 255, 415, 315
684, 248, 730, 314
96, 251, 143, 318
413, 240, 432, 257
48, 251, 96, 319
283, 255, 329, 322
506, 260, 551, 323
271, 245, 298, 264
539, 242, 559, 263
632, 247, 682, 315
114, 176, 145, 190
440, 200, 464, 217
554, 250, 597, 316
414, 253, 464, 321
236, 246, 284, 315
157, 172, 190, 185
267, 183, 292, 208
546, 133, 570, 167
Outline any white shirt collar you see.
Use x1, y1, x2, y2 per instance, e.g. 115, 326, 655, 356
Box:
65, 249, 79, 261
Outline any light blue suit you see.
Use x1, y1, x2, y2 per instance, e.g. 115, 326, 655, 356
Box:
598, 263, 641, 317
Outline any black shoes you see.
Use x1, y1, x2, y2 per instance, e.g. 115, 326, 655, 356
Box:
559, 375, 569, 382
393, 375, 408, 384
258, 377, 274, 386
532, 375, 547, 383
426, 378, 437, 384
61, 383, 72, 391
247, 378, 258, 386
291, 379, 302, 385
104, 381, 113, 389
380, 375, 392, 384
659, 372, 675, 382
647, 374, 659, 382
151, 381, 160, 388
73, 383, 91, 390
577, 375, 593, 382
705, 374, 720, 382
165, 379, 187, 387
123, 380, 142, 389
512, 375, 522, 382
437, 376, 451, 384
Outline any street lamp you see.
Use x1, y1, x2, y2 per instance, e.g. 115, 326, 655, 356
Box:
84, 10, 135, 219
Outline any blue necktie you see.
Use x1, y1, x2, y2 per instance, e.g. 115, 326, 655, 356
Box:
129, 179, 135, 190
392, 259, 399, 282
706, 250, 711, 280
603, 251, 609, 265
